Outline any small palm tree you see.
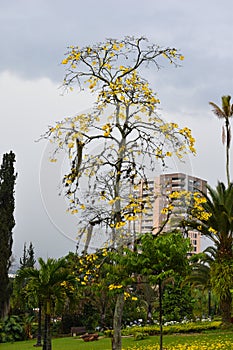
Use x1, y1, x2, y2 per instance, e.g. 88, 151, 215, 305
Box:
185, 182, 233, 324
209, 95, 233, 185
17, 257, 76, 350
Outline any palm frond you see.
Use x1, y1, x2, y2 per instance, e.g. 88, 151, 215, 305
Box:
209, 102, 225, 119
222, 95, 232, 117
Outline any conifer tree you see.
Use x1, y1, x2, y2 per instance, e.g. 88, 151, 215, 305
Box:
20, 242, 36, 269
0, 151, 17, 319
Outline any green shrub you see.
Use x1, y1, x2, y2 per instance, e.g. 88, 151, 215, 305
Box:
0, 315, 26, 343
104, 329, 113, 337
134, 331, 149, 340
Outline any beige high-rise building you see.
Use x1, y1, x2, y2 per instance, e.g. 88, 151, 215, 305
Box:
137, 173, 207, 254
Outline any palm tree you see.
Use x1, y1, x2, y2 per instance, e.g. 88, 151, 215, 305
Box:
185, 182, 233, 324
17, 257, 76, 350
209, 95, 233, 185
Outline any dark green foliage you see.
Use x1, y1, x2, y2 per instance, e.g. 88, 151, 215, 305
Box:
136, 232, 191, 282
0, 315, 25, 343
161, 277, 194, 322
0, 151, 17, 319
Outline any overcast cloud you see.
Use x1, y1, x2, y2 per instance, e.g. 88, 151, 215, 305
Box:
1, 0, 232, 268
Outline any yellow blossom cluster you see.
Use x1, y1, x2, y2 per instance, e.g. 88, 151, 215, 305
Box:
161, 204, 174, 215
102, 123, 112, 137
162, 49, 184, 62
75, 253, 100, 286
110, 221, 126, 229
61, 49, 81, 65
191, 192, 212, 221
208, 227, 217, 234
166, 190, 212, 223
108, 195, 150, 228
96, 69, 160, 110
108, 284, 123, 291
179, 127, 196, 154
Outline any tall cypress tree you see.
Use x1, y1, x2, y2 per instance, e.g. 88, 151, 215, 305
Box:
0, 151, 17, 319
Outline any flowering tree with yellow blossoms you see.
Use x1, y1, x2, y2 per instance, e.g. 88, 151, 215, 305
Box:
43, 36, 195, 250
42, 36, 196, 350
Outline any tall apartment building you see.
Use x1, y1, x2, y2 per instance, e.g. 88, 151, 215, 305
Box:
137, 173, 207, 254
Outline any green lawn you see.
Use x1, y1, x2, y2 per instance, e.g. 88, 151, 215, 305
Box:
1, 331, 233, 350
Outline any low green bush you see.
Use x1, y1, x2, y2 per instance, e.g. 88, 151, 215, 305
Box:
104, 329, 113, 337
134, 331, 149, 340
0, 315, 26, 343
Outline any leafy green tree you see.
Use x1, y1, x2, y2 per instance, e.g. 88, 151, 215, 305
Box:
209, 95, 233, 185
42, 36, 195, 350
12, 243, 36, 312
11, 243, 37, 341
0, 151, 17, 319
184, 182, 233, 325
132, 232, 191, 350
17, 257, 76, 350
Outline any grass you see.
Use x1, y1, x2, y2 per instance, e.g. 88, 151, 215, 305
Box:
1, 331, 233, 350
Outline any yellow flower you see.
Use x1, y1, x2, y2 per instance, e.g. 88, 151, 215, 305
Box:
102, 248, 108, 257
115, 221, 126, 229
109, 284, 123, 290
166, 151, 172, 157
124, 292, 130, 299
62, 58, 68, 65
209, 227, 217, 234
71, 209, 78, 214
68, 142, 74, 148
161, 207, 169, 215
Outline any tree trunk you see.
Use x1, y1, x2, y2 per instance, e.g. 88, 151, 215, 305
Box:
147, 303, 152, 324
43, 313, 52, 350
112, 293, 124, 350
225, 120, 231, 186
34, 302, 42, 347
208, 289, 211, 318
220, 293, 232, 326
158, 279, 163, 350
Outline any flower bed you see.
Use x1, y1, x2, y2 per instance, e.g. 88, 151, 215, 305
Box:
120, 320, 222, 337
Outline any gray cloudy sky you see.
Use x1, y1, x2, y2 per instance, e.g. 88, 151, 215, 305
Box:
1, 0, 232, 267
